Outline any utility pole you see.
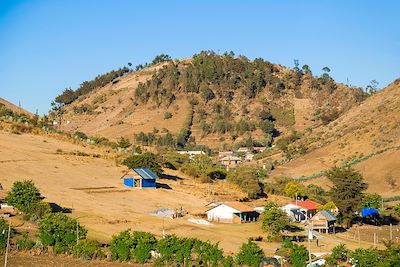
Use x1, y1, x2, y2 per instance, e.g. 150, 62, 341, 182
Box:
390, 223, 393, 240
373, 232, 376, 248
308, 225, 312, 265
76, 220, 79, 245
4, 222, 11, 267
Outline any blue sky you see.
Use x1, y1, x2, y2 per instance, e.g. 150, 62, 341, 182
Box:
0, 0, 399, 114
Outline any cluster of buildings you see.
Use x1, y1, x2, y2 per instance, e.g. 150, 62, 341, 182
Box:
204, 199, 338, 233
177, 147, 267, 171
218, 147, 266, 170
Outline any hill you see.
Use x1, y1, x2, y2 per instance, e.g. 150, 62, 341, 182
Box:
270, 79, 400, 197
54, 52, 366, 150
0, 97, 33, 117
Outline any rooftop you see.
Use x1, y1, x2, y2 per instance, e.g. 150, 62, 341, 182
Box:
224, 201, 255, 213
133, 168, 158, 180
295, 200, 321, 210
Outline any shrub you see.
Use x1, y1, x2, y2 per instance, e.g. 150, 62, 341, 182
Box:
235, 240, 265, 267
227, 166, 263, 199
30, 201, 52, 222
73, 239, 104, 260
16, 232, 35, 251
74, 131, 88, 140
38, 213, 87, 253
5, 180, 41, 214
163, 111, 173, 119
260, 203, 289, 239
110, 230, 157, 262
122, 152, 163, 176
116, 137, 131, 149
0, 219, 12, 252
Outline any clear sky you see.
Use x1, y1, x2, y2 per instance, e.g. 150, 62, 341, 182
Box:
0, 0, 399, 114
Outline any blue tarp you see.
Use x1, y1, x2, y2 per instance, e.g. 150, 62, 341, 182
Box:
361, 208, 379, 218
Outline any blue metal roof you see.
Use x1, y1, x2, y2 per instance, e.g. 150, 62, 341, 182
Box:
320, 210, 337, 221
133, 168, 158, 180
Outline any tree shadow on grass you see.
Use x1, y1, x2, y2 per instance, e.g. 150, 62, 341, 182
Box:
48, 202, 72, 213
159, 173, 182, 181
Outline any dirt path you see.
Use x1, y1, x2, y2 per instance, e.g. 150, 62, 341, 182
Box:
0, 253, 140, 267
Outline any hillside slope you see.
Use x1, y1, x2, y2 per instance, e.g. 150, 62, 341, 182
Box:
56, 52, 366, 149
270, 79, 400, 197
0, 97, 33, 116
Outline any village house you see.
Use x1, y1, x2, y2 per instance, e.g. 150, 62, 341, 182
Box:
308, 210, 337, 233
122, 168, 158, 189
281, 203, 305, 222
237, 147, 250, 153
219, 155, 242, 170
244, 152, 255, 162
295, 200, 321, 220
177, 150, 205, 160
206, 202, 259, 224
237, 147, 266, 153
218, 151, 234, 158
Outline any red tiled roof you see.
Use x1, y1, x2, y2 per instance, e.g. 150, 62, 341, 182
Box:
295, 200, 321, 210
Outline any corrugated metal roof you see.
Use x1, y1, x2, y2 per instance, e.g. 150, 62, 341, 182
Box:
319, 210, 337, 221
133, 168, 158, 180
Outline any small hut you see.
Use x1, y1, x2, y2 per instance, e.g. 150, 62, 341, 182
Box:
308, 210, 337, 233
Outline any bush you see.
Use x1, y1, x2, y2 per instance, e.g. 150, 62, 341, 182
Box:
235, 240, 265, 267
122, 152, 163, 176
110, 230, 157, 262
74, 131, 88, 140
30, 201, 52, 222
16, 232, 35, 251
163, 111, 173, 119
5, 180, 41, 214
73, 239, 104, 260
0, 219, 11, 252
116, 137, 131, 149
260, 203, 289, 239
227, 166, 263, 199
38, 213, 87, 253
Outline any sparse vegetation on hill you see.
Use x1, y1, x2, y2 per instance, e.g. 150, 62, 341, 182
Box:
56, 51, 367, 150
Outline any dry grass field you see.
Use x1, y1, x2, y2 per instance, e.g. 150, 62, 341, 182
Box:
0, 130, 271, 254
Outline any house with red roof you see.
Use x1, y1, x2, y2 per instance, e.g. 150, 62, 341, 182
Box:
295, 200, 321, 220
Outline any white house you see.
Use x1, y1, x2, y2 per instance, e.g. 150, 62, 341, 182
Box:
177, 150, 205, 160
281, 203, 305, 222
206, 202, 259, 224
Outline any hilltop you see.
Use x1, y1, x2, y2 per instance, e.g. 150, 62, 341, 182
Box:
54, 52, 366, 150
270, 79, 400, 197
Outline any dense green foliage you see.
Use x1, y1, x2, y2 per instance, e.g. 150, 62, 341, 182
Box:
16, 232, 35, 251
180, 154, 226, 183
327, 167, 367, 226
5, 180, 41, 214
38, 213, 87, 254
235, 240, 265, 267
0, 219, 11, 253
278, 239, 309, 267
227, 166, 263, 198
260, 203, 289, 239
54, 67, 130, 106
362, 193, 383, 210
122, 152, 163, 176
325, 244, 350, 266
109, 230, 157, 262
